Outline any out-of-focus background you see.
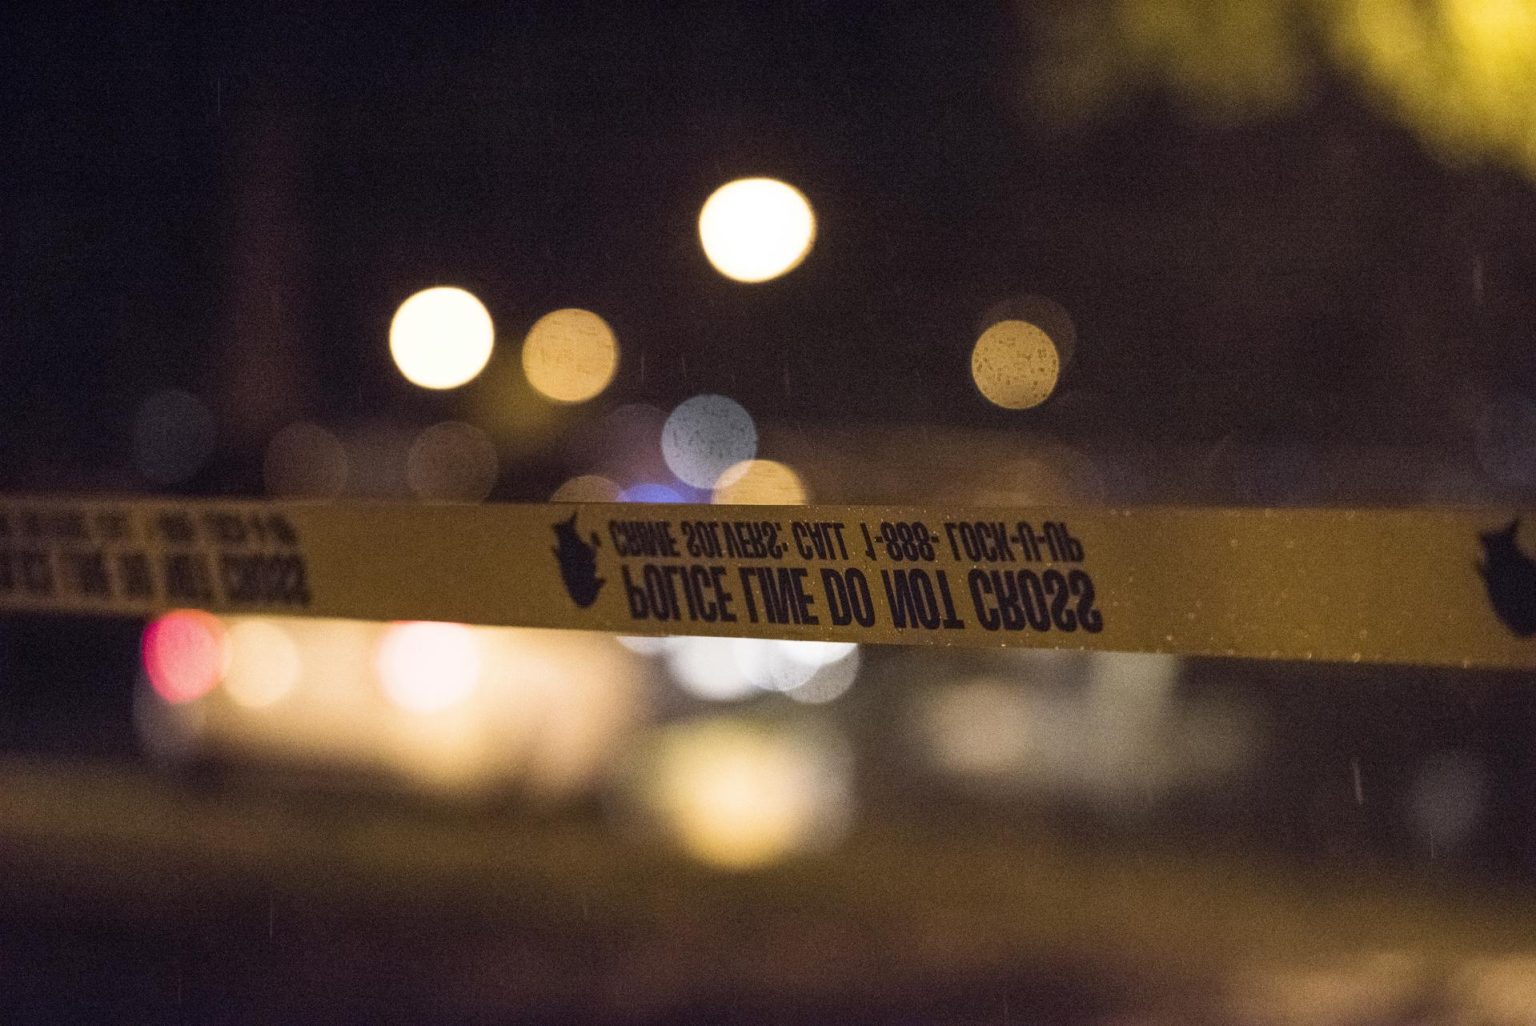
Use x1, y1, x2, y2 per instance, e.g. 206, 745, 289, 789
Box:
5, 2, 1536, 1022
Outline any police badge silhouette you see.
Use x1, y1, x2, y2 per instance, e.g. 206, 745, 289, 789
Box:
552, 513, 605, 608
1478, 518, 1536, 637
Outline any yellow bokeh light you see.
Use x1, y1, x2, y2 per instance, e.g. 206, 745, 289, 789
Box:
646, 720, 843, 870
711, 459, 808, 504
981, 293, 1078, 371
698, 178, 816, 283
389, 286, 495, 390
971, 319, 1061, 410
221, 619, 302, 709
551, 474, 624, 502
521, 308, 619, 403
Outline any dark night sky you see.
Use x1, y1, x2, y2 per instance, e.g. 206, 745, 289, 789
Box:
4, 2, 1536, 497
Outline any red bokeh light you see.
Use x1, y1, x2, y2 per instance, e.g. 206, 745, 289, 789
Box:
142, 610, 227, 704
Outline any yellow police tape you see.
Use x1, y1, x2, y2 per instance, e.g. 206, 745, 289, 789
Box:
0, 495, 1533, 668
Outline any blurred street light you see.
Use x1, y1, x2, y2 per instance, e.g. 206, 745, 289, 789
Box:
389, 286, 495, 390
698, 177, 816, 282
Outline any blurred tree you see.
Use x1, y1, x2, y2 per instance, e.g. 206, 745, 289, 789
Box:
1023, 0, 1316, 127
1023, 0, 1536, 180
1329, 0, 1536, 178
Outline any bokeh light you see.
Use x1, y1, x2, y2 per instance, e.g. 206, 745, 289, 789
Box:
980, 293, 1078, 371
661, 637, 859, 704
918, 673, 1069, 782
551, 474, 624, 502
734, 638, 856, 694
620, 482, 686, 504
376, 621, 481, 714
134, 617, 648, 798
698, 177, 817, 283
615, 634, 679, 656
263, 422, 350, 498
344, 423, 413, 498
132, 389, 216, 484
639, 719, 851, 870
142, 610, 228, 705
785, 646, 860, 705
222, 618, 302, 709
729, 638, 818, 692
777, 639, 856, 675
665, 636, 758, 701
971, 319, 1061, 410
913, 652, 1250, 803
711, 458, 808, 504
389, 286, 495, 390
288, 619, 380, 714
405, 421, 499, 501
477, 627, 646, 798
662, 394, 758, 488
521, 308, 619, 403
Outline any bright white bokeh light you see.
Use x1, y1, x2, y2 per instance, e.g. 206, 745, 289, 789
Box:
662, 394, 757, 489
730, 638, 810, 692
522, 308, 619, 403
662, 637, 857, 703
733, 639, 851, 693
664, 636, 758, 702
698, 177, 816, 283
777, 640, 856, 669
376, 621, 481, 714
389, 287, 495, 390
754, 640, 859, 703
222, 619, 302, 709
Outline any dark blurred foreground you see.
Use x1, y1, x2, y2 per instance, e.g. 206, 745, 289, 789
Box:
2, 749, 1536, 1025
